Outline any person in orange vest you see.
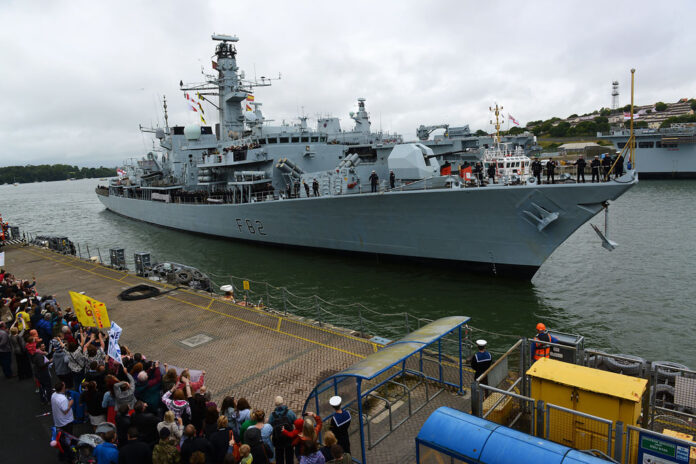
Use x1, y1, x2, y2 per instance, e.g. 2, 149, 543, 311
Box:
531, 323, 558, 361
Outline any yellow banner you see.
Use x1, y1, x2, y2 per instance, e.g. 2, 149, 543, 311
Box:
243, 280, 250, 290
69, 291, 110, 328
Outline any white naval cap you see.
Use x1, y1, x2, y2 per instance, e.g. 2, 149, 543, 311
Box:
476, 339, 487, 348
329, 395, 342, 407
220, 285, 233, 292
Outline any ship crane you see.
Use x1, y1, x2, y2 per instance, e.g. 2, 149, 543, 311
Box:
417, 124, 450, 141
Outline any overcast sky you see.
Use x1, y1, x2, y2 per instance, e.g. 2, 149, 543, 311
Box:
1, 0, 694, 167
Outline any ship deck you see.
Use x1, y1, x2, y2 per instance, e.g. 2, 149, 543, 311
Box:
1, 244, 470, 463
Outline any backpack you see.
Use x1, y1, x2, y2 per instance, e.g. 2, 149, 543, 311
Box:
271, 409, 293, 447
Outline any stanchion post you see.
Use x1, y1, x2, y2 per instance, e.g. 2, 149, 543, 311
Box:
282, 288, 287, 316
358, 306, 364, 337
97, 247, 103, 264
315, 295, 322, 327
536, 400, 546, 438
77, 243, 82, 259
614, 421, 624, 461
404, 312, 410, 334
265, 283, 270, 311
470, 382, 481, 416
86, 244, 91, 259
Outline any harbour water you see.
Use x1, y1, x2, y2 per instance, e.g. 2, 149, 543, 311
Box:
1, 178, 695, 364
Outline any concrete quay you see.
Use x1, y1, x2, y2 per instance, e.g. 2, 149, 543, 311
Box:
2, 244, 471, 463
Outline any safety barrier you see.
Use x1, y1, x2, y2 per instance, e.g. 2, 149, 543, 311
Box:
649, 363, 696, 437
478, 384, 535, 435
545, 403, 614, 457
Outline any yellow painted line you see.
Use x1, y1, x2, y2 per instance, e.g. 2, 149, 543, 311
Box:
25, 247, 368, 359
165, 294, 367, 359
33, 247, 377, 347
27, 247, 379, 353
276, 317, 282, 331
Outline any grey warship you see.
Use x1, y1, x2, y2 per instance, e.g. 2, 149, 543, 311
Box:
96, 34, 637, 278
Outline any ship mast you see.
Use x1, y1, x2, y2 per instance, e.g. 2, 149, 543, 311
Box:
489, 103, 503, 146
212, 34, 245, 142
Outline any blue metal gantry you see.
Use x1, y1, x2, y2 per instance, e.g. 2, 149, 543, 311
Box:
302, 316, 470, 463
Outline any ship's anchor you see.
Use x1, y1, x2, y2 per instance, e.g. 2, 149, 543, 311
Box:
590, 201, 618, 251
522, 202, 559, 231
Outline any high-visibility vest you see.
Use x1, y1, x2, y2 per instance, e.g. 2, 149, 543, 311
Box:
533, 333, 552, 360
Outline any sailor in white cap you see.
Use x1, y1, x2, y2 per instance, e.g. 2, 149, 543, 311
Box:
220, 285, 235, 301
328, 395, 352, 454
470, 339, 493, 383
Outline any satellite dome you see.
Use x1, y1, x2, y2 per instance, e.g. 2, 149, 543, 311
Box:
184, 125, 202, 140
155, 128, 165, 140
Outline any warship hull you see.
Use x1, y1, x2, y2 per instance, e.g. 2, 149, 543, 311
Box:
97, 177, 636, 278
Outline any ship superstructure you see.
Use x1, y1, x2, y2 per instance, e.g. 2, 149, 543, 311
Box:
598, 124, 696, 178
97, 34, 638, 278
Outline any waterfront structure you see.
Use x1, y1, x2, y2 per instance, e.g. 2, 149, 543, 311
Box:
598, 125, 696, 178
96, 34, 637, 278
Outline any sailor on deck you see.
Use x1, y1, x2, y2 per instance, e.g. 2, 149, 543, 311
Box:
470, 339, 493, 383
546, 159, 556, 184
531, 323, 558, 362
389, 170, 395, 189
369, 171, 379, 192
531, 157, 542, 184
574, 155, 587, 183
486, 164, 496, 184
591, 156, 601, 183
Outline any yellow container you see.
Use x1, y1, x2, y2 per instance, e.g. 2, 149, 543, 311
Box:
527, 358, 647, 449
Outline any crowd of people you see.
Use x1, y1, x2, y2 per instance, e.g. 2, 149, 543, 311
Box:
0, 268, 353, 464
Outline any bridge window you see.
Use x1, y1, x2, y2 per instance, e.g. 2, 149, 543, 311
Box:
617, 142, 626, 148
279, 137, 289, 143
267, 137, 277, 144
638, 141, 654, 148
291, 137, 299, 143
301, 136, 309, 143
310, 136, 319, 142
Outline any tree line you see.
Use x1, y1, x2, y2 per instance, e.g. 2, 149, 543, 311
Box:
0, 164, 116, 184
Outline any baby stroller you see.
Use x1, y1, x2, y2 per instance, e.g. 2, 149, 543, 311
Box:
75, 433, 103, 464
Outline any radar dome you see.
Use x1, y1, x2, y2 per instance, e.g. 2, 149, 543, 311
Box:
155, 128, 165, 140
184, 125, 202, 140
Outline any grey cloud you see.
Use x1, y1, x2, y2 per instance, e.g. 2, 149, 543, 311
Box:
1, 0, 694, 167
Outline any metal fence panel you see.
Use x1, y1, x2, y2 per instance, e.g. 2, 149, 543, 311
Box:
545, 403, 613, 456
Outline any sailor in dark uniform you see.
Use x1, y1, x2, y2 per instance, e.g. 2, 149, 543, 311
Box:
303, 180, 310, 197
574, 155, 587, 183
470, 339, 493, 383
473, 162, 484, 184
615, 153, 625, 178
312, 178, 320, 197
601, 155, 612, 181
487, 163, 496, 184
369, 170, 379, 192
328, 395, 352, 455
546, 159, 556, 184
293, 179, 300, 198
389, 170, 395, 189
591, 155, 601, 183
531, 158, 543, 184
